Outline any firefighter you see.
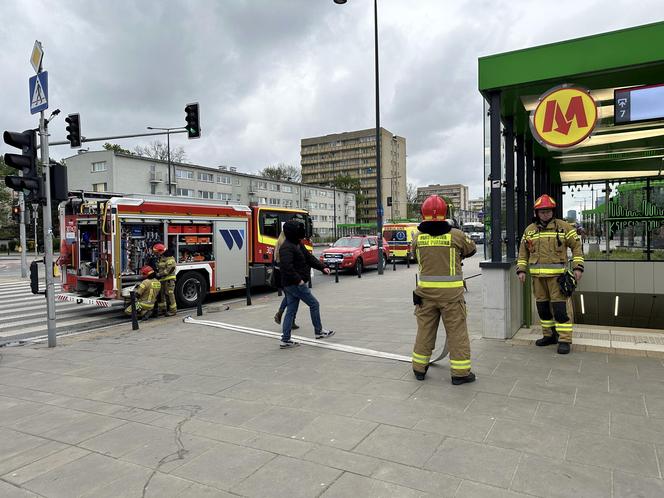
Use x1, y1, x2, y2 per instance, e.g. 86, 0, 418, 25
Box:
153, 243, 177, 316
517, 194, 584, 354
124, 265, 161, 319
412, 195, 477, 385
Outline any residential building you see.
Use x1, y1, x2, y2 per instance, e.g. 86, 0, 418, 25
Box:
468, 197, 484, 213
63, 150, 355, 237
417, 184, 469, 212
300, 128, 407, 224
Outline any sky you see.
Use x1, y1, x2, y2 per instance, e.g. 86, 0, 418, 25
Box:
1, 0, 663, 200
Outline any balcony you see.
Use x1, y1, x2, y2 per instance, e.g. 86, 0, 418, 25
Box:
149, 172, 164, 183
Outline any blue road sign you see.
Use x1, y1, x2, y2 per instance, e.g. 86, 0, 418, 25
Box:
29, 71, 48, 114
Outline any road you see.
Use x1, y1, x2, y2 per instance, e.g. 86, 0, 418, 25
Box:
0, 249, 483, 345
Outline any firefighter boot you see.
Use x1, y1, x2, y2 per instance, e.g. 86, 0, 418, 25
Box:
557, 342, 571, 355
451, 372, 476, 385
536, 331, 558, 347
413, 366, 429, 381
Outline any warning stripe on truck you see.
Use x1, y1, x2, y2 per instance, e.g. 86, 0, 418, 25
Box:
56, 294, 113, 308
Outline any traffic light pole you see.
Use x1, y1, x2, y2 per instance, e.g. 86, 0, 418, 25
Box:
40, 112, 57, 347
18, 193, 28, 278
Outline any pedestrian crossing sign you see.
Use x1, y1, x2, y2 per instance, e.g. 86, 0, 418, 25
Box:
29, 71, 48, 114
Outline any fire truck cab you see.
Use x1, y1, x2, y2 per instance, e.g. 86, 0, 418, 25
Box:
57, 193, 312, 308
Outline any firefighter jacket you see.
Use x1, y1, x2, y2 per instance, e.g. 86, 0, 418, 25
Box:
517, 218, 584, 277
156, 254, 177, 282
135, 278, 161, 310
413, 221, 477, 302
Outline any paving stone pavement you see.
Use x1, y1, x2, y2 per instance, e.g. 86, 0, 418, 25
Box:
1, 256, 664, 497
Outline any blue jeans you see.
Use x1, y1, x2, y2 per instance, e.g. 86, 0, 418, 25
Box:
282, 283, 323, 342
278, 295, 288, 313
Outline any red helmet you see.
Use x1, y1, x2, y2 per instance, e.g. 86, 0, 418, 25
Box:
140, 265, 154, 277
152, 243, 166, 254
420, 195, 447, 221
534, 194, 557, 210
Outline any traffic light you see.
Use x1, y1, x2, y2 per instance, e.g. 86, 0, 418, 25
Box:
49, 161, 69, 202
11, 205, 21, 224
184, 103, 200, 139
387, 196, 393, 207
65, 113, 81, 148
3, 129, 43, 203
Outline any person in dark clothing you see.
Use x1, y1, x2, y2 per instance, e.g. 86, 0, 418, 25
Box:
279, 220, 334, 348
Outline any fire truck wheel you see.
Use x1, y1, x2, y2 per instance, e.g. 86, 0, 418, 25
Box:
175, 271, 207, 308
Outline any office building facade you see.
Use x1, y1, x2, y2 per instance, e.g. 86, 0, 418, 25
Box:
64, 150, 355, 238
300, 128, 407, 225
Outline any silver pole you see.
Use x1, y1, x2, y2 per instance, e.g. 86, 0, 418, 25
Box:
34, 207, 38, 257
18, 192, 28, 277
605, 180, 610, 257
40, 111, 57, 347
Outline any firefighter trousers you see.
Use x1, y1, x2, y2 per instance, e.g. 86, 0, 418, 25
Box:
159, 280, 177, 315
412, 297, 471, 377
532, 276, 573, 343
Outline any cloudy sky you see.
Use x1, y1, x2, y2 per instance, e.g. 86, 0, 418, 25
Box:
1, 0, 663, 199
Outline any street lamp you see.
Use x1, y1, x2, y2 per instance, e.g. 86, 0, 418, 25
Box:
334, 0, 384, 273
146, 126, 183, 195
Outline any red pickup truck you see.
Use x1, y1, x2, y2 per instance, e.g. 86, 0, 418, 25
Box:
319, 235, 390, 275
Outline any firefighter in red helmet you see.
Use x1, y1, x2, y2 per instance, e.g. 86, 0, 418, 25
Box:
411, 195, 477, 385
153, 242, 177, 316
517, 194, 584, 354
124, 266, 161, 320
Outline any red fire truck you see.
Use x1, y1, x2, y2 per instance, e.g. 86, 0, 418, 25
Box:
56, 193, 313, 308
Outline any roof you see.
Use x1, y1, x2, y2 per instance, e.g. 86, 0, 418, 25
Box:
477, 21, 664, 184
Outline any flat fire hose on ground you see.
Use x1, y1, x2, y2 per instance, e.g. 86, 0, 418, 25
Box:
183, 317, 449, 364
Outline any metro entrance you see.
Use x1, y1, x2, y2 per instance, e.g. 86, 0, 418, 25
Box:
477, 21, 664, 346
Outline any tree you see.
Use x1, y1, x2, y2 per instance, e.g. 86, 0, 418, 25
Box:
259, 163, 301, 182
0, 156, 16, 238
406, 183, 420, 219
134, 141, 186, 163
103, 142, 132, 155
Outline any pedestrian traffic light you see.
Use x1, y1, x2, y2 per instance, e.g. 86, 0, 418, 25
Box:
184, 103, 200, 139
65, 113, 81, 148
11, 205, 21, 224
387, 196, 393, 207
3, 129, 44, 203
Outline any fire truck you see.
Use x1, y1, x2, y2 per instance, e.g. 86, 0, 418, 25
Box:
56, 193, 313, 308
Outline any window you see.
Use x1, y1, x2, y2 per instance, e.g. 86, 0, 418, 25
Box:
176, 169, 193, 180
282, 185, 293, 193
259, 197, 268, 205
320, 216, 328, 222
92, 182, 107, 192
177, 188, 194, 197
235, 178, 241, 186
269, 198, 280, 206
236, 193, 242, 201
258, 181, 268, 190
309, 202, 318, 209
217, 175, 231, 184
91, 161, 107, 172
269, 183, 280, 191
261, 211, 280, 238
198, 172, 214, 182
216, 192, 232, 201
282, 199, 293, 208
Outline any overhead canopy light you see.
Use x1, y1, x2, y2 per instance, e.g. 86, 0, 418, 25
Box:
560, 170, 663, 182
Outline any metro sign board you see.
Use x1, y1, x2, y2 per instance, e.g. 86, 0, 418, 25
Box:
530, 86, 597, 149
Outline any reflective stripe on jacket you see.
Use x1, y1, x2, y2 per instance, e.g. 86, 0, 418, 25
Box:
517, 219, 584, 277
136, 278, 161, 309
157, 256, 177, 281
414, 228, 476, 300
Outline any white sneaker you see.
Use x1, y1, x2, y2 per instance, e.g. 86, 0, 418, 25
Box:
315, 329, 335, 339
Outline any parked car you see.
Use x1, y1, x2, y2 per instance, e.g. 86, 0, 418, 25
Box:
320, 235, 390, 274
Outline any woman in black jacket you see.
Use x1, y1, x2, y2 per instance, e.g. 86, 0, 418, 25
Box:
278, 220, 334, 348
